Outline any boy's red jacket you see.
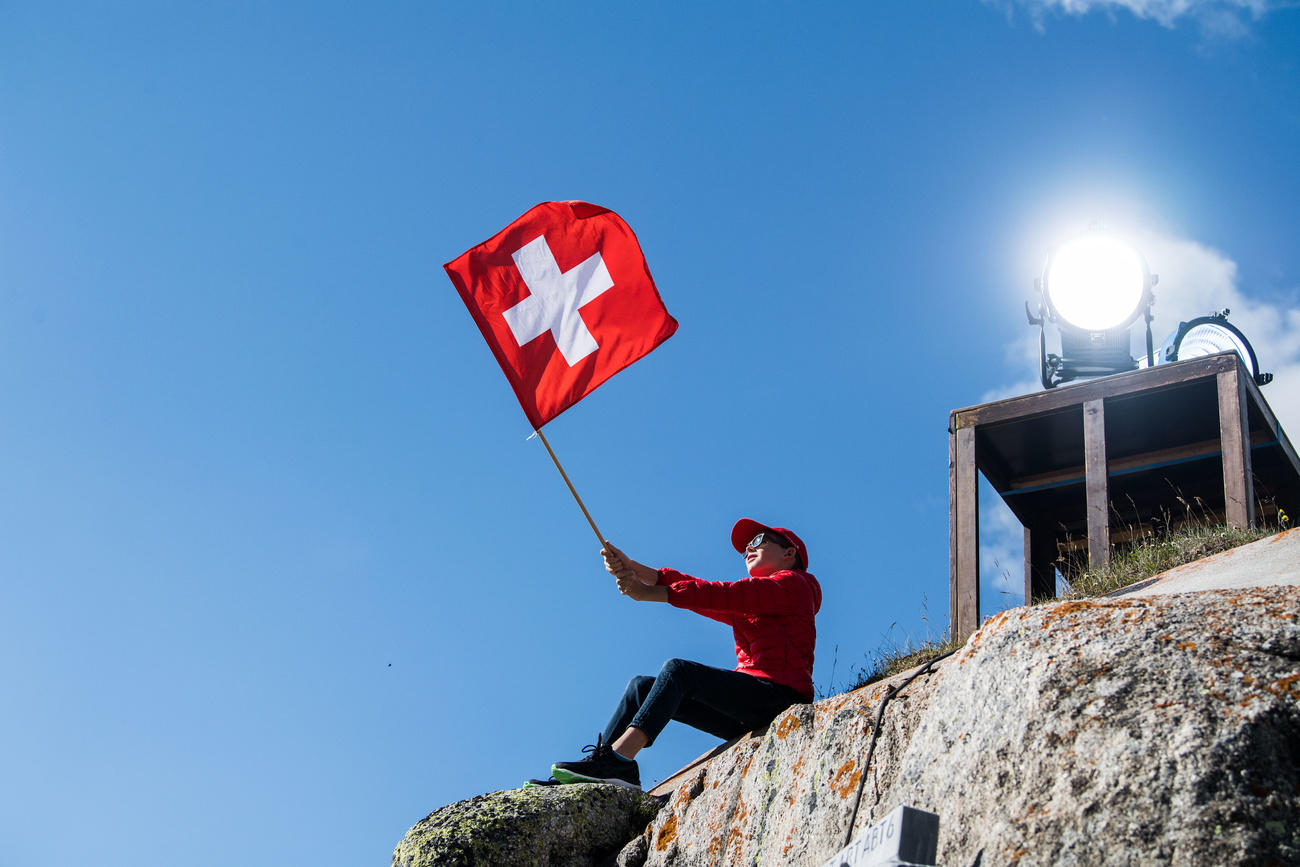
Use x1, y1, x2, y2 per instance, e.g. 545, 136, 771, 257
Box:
656, 567, 822, 699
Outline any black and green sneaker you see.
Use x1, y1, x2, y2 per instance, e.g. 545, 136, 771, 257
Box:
550, 735, 641, 790
523, 777, 563, 788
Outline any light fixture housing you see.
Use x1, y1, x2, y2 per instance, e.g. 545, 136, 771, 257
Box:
1028, 233, 1157, 389
1160, 309, 1272, 386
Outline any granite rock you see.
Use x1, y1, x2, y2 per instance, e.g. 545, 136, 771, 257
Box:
886, 587, 1300, 867
623, 586, 1300, 866
392, 784, 664, 867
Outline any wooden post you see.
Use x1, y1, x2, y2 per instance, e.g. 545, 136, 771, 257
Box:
948, 424, 957, 640
950, 424, 980, 641
535, 427, 608, 546
1218, 364, 1255, 529
1083, 398, 1110, 569
1024, 524, 1056, 604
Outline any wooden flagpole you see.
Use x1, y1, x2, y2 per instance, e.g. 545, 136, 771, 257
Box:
534, 427, 607, 547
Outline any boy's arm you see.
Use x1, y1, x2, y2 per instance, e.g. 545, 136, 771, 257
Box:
666, 572, 817, 616
602, 543, 669, 602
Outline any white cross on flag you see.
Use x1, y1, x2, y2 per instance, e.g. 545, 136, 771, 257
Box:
445, 201, 678, 428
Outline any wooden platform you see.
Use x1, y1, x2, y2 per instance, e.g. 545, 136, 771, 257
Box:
949, 351, 1300, 641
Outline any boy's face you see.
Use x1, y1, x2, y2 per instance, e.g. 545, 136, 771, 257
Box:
744, 536, 797, 577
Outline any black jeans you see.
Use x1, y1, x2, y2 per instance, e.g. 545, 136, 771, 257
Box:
602, 658, 805, 748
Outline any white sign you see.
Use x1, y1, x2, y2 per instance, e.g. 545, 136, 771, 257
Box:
820, 805, 939, 867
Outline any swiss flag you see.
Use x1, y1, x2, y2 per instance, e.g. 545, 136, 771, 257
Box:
445, 201, 678, 429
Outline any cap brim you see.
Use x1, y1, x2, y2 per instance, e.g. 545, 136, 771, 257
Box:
731, 518, 771, 554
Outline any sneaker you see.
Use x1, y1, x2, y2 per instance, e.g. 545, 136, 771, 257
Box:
522, 777, 563, 788
550, 735, 641, 790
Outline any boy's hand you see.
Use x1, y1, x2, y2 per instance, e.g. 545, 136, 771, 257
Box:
602, 543, 667, 602
615, 570, 668, 603
602, 543, 633, 578
616, 571, 652, 600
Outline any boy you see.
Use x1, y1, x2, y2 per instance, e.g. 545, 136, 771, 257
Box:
548, 518, 822, 790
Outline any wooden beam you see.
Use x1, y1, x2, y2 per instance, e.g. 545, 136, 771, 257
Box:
1004, 430, 1276, 493
1024, 524, 1056, 604
949, 421, 957, 642
951, 353, 1236, 430
1083, 398, 1110, 568
1218, 365, 1255, 528
951, 426, 980, 642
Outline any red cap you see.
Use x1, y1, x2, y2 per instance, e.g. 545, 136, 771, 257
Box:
730, 518, 808, 570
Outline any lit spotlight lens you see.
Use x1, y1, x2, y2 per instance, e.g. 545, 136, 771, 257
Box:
1044, 236, 1149, 332
1159, 313, 1271, 385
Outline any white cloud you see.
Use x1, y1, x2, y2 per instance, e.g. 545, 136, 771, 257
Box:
1137, 231, 1300, 436
985, 0, 1296, 36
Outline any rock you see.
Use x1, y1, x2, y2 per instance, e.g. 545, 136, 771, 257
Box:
624, 586, 1300, 865
392, 784, 665, 867
616, 663, 944, 867
887, 587, 1300, 867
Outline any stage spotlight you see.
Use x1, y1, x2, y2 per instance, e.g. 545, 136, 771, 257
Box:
1160, 309, 1273, 386
1027, 233, 1157, 389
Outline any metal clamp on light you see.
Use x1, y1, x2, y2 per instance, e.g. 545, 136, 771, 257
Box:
1160, 309, 1273, 386
1028, 233, 1157, 389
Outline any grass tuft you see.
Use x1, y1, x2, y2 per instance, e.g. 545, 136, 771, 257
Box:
846, 634, 960, 692
1058, 523, 1274, 600
831, 519, 1282, 697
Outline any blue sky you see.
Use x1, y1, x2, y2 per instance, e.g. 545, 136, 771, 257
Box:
3, 2, 1298, 865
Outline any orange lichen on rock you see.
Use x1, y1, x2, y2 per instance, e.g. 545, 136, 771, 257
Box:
831, 760, 861, 798
1261, 671, 1300, 700
775, 713, 802, 740
1021, 802, 1048, 819
725, 822, 746, 854
817, 694, 852, 712
655, 814, 678, 851
673, 771, 706, 806
985, 610, 1012, 632
732, 795, 749, 827
1045, 600, 1100, 618
707, 833, 723, 859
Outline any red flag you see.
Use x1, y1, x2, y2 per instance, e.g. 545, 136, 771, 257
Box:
445, 201, 678, 428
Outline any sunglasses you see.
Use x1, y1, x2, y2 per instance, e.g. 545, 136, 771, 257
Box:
746, 532, 792, 551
